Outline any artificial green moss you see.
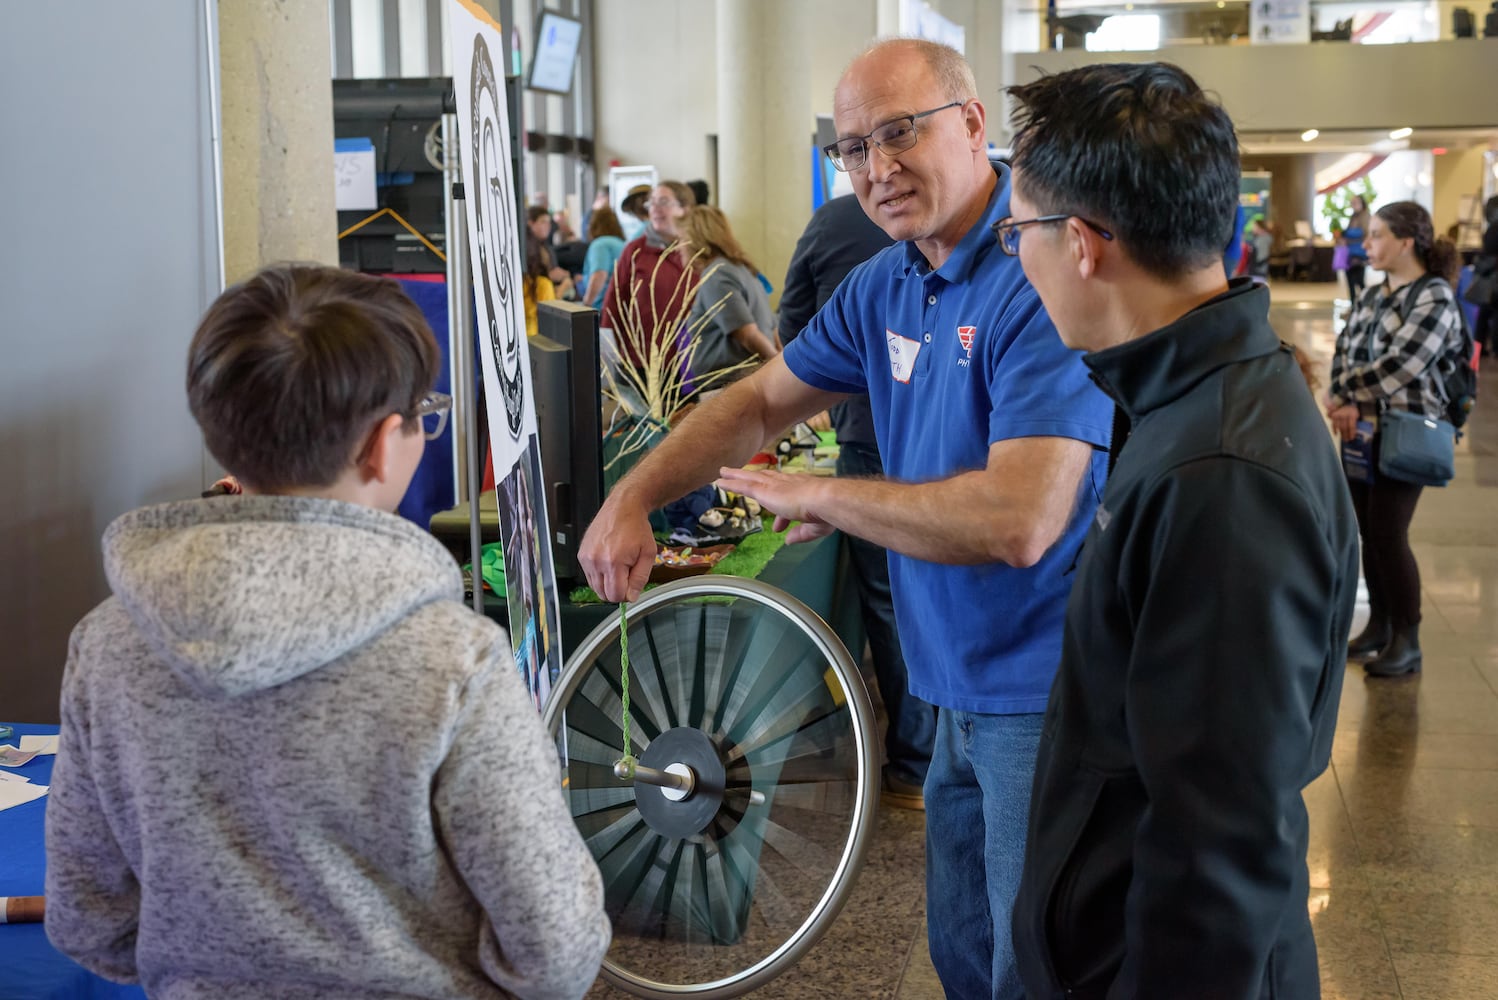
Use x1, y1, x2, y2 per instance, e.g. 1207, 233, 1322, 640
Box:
567, 525, 789, 605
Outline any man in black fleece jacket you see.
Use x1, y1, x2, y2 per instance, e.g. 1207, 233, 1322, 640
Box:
1002, 64, 1359, 998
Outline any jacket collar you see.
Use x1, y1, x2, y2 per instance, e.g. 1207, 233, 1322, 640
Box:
1083, 279, 1282, 419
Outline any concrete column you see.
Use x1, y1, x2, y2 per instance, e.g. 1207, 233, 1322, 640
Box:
969, 0, 1009, 145
715, 0, 810, 308
1260, 154, 1316, 236
219, 1, 339, 284
1241, 153, 1318, 251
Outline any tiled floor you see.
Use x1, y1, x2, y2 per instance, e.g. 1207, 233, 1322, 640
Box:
591, 282, 1498, 998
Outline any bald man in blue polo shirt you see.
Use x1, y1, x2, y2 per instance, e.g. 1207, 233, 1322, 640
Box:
580, 38, 1111, 998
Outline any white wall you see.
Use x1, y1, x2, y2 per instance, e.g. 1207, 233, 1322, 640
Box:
0, 3, 221, 722
806, 1, 881, 116
594, 0, 719, 184
1433, 144, 1491, 243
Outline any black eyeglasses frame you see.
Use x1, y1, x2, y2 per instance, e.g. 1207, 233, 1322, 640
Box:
821, 101, 968, 173
991, 214, 1114, 256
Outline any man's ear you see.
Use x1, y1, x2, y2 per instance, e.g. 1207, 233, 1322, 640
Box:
1069, 218, 1107, 281
355, 413, 408, 484
964, 99, 987, 151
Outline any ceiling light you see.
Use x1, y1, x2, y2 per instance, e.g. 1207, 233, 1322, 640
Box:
1389, 127, 1413, 140
1301, 129, 1319, 142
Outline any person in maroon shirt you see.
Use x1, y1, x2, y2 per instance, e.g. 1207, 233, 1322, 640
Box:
600, 180, 698, 378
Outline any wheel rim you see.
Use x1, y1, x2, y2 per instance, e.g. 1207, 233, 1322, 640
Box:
542, 576, 879, 998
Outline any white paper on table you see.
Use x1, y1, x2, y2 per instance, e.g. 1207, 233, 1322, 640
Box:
0, 781, 47, 811
18, 735, 58, 755
0, 771, 30, 784
0, 746, 39, 767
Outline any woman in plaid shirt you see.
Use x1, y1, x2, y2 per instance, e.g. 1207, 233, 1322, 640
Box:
1327, 201, 1463, 678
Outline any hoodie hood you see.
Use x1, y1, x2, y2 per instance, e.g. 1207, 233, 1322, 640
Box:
103, 495, 463, 698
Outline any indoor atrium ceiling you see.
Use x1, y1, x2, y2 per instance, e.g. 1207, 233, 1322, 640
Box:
1238, 126, 1498, 156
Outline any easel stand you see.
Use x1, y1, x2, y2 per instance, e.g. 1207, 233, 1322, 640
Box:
440, 104, 485, 616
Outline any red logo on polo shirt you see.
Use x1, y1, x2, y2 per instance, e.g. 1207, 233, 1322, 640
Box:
957, 326, 976, 358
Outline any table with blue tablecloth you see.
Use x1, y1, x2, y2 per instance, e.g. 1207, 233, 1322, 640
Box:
0, 723, 145, 1000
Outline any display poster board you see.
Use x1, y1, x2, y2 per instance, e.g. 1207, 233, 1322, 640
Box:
1240, 171, 1272, 224
449, 0, 563, 709
1249, 0, 1311, 44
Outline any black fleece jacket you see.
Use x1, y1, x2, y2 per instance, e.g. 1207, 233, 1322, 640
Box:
1014, 280, 1359, 1000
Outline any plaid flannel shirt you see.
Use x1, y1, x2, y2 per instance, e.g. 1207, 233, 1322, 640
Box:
1330, 276, 1460, 418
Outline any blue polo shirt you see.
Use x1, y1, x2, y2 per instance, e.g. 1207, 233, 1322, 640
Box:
782, 163, 1111, 714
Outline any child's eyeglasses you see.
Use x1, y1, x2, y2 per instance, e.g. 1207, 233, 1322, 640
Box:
414, 391, 453, 440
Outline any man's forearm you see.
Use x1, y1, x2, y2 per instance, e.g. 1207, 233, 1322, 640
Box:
807, 471, 1069, 567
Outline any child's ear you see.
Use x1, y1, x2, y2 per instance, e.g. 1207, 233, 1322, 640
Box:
356, 413, 409, 484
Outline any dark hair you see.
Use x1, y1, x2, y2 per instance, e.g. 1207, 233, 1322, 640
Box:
686, 179, 711, 207
187, 264, 439, 491
588, 205, 625, 241
526, 204, 552, 228
621, 184, 652, 219
1485, 194, 1498, 227
1007, 62, 1239, 280
1376, 201, 1458, 283
524, 236, 554, 279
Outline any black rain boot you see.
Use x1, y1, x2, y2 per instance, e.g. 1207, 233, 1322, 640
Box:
1348, 618, 1392, 660
1365, 625, 1422, 678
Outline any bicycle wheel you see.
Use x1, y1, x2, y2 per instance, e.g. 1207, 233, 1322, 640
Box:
542, 576, 879, 998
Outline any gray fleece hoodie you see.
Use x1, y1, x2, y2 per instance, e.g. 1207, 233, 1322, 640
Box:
45, 496, 609, 999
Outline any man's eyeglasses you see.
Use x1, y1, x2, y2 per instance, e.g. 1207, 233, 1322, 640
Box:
822, 101, 966, 173
992, 215, 1114, 256
414, 391, 453, 441
647, 197, 681, 209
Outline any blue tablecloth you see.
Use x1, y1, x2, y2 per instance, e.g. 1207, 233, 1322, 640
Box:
0, 723, 144, 1000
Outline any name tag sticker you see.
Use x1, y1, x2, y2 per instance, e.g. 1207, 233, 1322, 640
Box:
886, 329, 922, 384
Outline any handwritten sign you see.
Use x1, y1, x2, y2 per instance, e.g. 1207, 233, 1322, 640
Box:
334, 137, 377, 211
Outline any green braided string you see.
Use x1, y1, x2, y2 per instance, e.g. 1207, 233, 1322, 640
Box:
617, 601, 635, 768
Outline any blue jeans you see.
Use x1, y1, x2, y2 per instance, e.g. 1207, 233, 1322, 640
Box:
837, 441, 936, 784
926, 709, 1044, 1000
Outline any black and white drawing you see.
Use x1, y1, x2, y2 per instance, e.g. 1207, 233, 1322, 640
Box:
469, 32, 526, 441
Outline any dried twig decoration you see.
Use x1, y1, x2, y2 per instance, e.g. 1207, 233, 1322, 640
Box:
602, 244, 759, 469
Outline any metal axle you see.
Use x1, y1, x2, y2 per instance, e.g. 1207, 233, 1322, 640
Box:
615, 758, 695, 798
614, 757, 765, 806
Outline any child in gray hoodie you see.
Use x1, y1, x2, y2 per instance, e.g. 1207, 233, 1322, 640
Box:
45, 264, 610, 999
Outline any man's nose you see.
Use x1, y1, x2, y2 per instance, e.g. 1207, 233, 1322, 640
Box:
865, 143, 899, 183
